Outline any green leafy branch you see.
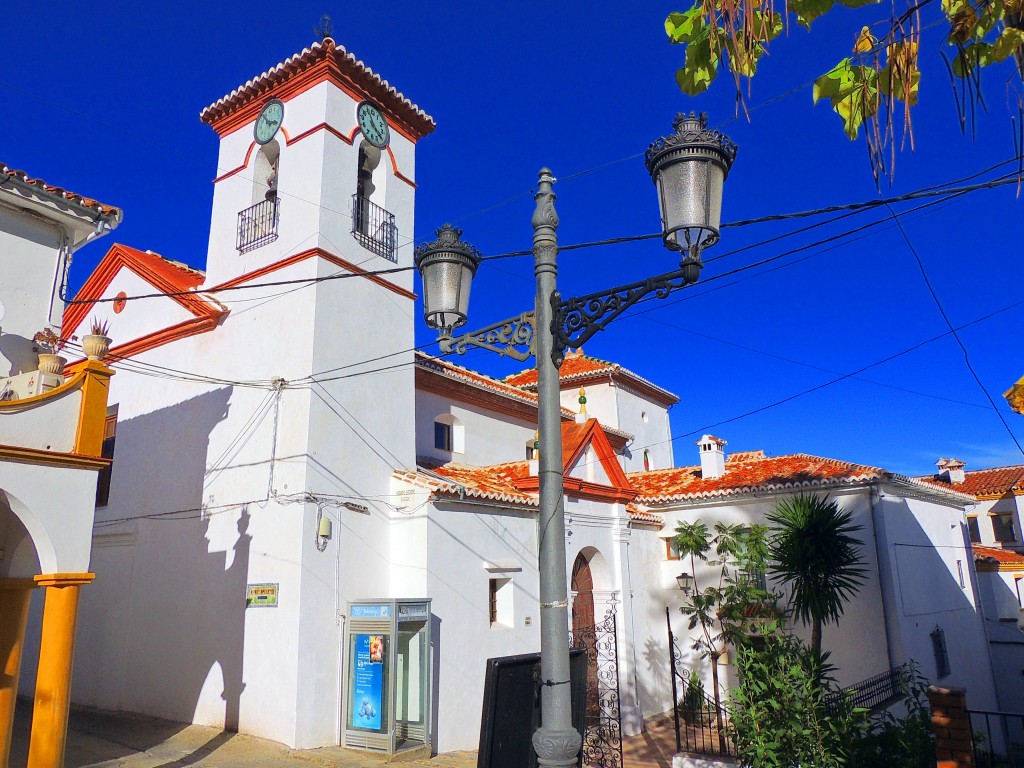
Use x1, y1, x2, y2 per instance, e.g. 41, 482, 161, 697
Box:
666, 0, 1024, 179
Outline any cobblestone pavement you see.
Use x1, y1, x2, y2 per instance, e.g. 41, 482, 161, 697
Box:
9, 700, 678, 768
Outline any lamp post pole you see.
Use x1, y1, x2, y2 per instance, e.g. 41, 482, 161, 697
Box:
529, 169, 581, 767
414, 113, 737, 766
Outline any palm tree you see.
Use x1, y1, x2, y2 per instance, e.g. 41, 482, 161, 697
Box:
766, 493, 867, 659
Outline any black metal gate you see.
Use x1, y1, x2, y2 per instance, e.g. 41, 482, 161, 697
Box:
666, 607, 736, 758
571, 607, 623, 768
970, 709, 1024, 768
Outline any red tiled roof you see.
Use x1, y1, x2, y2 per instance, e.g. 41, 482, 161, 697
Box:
918, 465, 1024, 497
200, 38, 434, 138
1, 162, 122, 219
415, 352, 568, 414
394, 420, 657, 526
973, 544, 1024, 568
505, 349, 678, 405
628, 451, 972, 503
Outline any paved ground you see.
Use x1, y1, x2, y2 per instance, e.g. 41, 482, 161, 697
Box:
8, 700, 677, 768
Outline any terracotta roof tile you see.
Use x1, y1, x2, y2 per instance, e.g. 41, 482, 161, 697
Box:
1, 163, 122, 219
395, 420, 653, 525
415, 352, 575, 417
200, 38, 434, 138
505, 349, 678, 405
917, 465, 1024, 497
628, 452, 973, 503
973, 544, 1024, 567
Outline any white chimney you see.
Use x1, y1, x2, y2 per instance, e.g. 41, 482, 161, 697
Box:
937, 457, 966, 484
697, 435, 727, 479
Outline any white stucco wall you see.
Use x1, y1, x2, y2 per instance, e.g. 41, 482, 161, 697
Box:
657, 489, 893, 701
557, 381, 674, 472
0, 205, 64, 376
416, 389, 537, 467
872, 490, 999, 710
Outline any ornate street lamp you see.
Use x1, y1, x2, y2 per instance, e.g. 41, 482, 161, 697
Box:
416, 115, 736, 768
414, 224, 483, 332
645, 112, 738, 261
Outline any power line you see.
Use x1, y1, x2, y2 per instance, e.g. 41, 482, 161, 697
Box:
65, 167, 1022, 306
884, 200, 1024, 457
659, 298, 1024, 449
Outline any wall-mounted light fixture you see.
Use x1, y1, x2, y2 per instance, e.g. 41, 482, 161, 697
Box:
676, 573, 695, 595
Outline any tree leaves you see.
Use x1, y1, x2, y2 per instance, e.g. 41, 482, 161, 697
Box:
666, 6, 707, 43
665, 0, 1024, 162
789, 0, 837, 29
813, 59, 881, 139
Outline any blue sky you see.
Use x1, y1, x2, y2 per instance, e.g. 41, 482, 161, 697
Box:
6, 2, 1022, 476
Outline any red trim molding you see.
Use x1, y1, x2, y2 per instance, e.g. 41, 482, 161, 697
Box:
209, 247, 416, 301
65, 316, 222, 375
211, 122, 415, 188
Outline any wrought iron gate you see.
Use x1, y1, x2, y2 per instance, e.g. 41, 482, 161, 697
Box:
666, 608, 736, 758
571, 607, 623, 768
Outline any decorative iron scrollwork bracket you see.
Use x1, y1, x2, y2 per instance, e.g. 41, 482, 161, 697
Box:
438, 311, 537, 362
437, 257, 701, 367
550, 256, 702, 366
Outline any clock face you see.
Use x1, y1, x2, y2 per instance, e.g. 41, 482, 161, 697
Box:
357, 101, 390, 148
254, 99, 285, 145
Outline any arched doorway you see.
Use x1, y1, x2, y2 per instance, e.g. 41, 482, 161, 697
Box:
571, 551, 595, 635
569, 549, 623, 767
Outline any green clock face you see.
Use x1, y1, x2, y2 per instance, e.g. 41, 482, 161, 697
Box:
254, 99, 285, 145
357, 101, 390, 148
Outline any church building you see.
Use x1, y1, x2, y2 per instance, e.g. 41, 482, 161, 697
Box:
6, 36, 1001, 757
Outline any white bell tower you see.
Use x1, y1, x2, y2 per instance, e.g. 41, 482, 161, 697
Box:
199, 37, 435, 288
194, 40, 435, 748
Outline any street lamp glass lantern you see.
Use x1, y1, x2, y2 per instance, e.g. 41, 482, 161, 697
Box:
646, 113, 737, 257
414, 224, 483, 331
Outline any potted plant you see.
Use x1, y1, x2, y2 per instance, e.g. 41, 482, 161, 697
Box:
32, 328, 71, 375
82, 317, 112, 361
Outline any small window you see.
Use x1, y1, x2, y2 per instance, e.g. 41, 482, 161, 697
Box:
665, 538, 682, 560
489, 578, 513, 627
433, 414, 464, 454
434, 421, 452, 452
967, 516, 981, 543
956, 559, 966, 589
993, 512, 1017, 544
643, 450, 651, 471
931, 626, 951, 679
96, 405, 118, 506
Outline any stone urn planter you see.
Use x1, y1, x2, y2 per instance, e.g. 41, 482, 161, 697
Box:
82, 334, 112, 361
37, 353, 67, 375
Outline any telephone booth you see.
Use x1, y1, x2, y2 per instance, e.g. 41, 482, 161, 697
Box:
343, 599, 432, 756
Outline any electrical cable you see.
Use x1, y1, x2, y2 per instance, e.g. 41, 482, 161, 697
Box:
884, 200, 1024, 456
65, 166, 1022, 306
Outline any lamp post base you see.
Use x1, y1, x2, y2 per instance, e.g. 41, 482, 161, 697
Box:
532, 726, 582, 768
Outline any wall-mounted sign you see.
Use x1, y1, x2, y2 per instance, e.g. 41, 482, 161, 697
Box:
246, 583, 279, 608
351, 603, 391, 618
398, 602, 429, 619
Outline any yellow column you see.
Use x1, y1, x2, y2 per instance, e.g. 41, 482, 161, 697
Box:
27, 574, 93, 768
73, 361, 113, 457
0, 580, 34, 768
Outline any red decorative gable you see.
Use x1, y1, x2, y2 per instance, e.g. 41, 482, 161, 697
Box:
62, 244, 226, 371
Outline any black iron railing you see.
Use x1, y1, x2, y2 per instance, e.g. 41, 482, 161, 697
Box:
970, 709, 1024, 768
352, 194, 397, 262
824, 665, 908, 713
237, 197, 280, 254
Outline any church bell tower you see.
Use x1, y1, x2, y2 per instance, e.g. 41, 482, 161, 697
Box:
198, 37, 435, 288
